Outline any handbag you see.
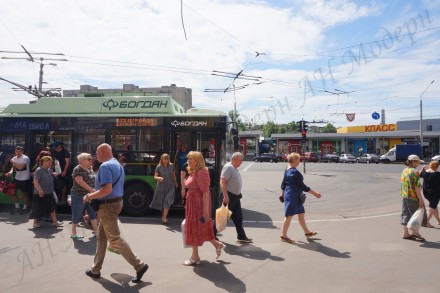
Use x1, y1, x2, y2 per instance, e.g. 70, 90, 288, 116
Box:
89, 199, 100, 211
216, 203, 232, 232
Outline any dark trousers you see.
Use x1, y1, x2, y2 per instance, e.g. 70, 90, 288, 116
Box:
214, 192, 246, 239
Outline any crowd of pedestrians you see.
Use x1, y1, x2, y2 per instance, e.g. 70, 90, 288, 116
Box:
3, 141, 440, 284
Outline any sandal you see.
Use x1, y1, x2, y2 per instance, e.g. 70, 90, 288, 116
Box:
403, 235, 416, 240
162, 218, 169, 224
280, 236, 294, 243
216, 242, 226, 259
183, 258, 200, 266
412, 234, 426, 241
70, 234, 84, 239
305, 232, 318, 238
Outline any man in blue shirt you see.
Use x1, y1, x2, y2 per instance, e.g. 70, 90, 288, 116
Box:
83, 143, 148, 283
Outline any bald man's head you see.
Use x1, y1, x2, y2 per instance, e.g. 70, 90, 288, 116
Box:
97, 143, 113, 162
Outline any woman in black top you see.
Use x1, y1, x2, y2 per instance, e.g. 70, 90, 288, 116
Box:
420, 160, 440, 227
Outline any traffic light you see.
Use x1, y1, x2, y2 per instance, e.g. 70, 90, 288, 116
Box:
296, 121, 303, 132
231, 128, 239, 150
301, 130, 307, 139
301, 121, 308, 143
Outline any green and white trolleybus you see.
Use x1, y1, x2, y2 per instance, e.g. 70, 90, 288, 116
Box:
0, 94, 237, 216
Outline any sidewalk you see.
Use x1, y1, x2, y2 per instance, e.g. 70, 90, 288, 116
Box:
1, 211, 439, 293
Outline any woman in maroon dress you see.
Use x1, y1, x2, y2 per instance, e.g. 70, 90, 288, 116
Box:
183, 151, 225, 266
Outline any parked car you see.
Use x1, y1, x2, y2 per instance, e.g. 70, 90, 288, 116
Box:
357, 153, 380, 164
320, 154, 340, 163
253, 153, 279, 163
339, 154, 356, 163
277, 153, 288, 162
303, 152, 319, 162
431, 154, 440, 161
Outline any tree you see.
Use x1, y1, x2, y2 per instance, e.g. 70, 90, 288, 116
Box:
322, 123, 337, 133
285, 121, 298, 133
228, 110, 247, 131
261, 121, 278, 137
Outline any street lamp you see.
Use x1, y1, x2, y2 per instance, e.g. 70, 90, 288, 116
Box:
420, 80, 435, 158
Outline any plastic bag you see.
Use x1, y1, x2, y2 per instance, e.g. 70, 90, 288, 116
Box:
407, 207, 424, 233
216, 204, 232, 232
181, 219, 191, 248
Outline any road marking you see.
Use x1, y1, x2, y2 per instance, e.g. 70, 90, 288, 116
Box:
243, 212, 400, 224
241, 162, 254, 172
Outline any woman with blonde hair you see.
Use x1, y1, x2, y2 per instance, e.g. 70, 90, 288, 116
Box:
420, 160, 440, 227
280, 152, 321, 243
182, 151, 225, 266
70, 153, 98, 238
149, 153, 178, 224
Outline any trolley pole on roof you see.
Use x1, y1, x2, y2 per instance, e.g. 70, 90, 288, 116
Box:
0, 47, 67, 98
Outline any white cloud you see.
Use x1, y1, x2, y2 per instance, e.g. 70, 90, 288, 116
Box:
0, 0, 438, 128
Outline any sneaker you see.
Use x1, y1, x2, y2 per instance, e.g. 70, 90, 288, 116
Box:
85, 269, 101, 279
237, 237, 253, 243
10, 208, 21, 215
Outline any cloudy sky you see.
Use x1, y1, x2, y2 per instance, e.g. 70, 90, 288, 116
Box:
0, 0, 439, 128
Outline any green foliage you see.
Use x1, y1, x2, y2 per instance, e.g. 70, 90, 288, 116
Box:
228, 110, 247, 131
322, 123, 337, 133
261, 121, 278, 137
285, 121, 298, 133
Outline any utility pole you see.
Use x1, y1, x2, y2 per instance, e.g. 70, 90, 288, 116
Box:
38, 57, 59, 93
0, 47, 67, 98
419, 80, 435, 158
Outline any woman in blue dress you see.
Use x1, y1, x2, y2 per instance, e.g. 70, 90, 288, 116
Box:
280, 153, 321, 243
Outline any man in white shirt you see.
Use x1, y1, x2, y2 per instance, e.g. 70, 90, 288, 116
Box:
215, 152, 253, 243
8, 146, 32, 214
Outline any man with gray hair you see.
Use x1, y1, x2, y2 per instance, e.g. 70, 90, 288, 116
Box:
215, 152, 252, 243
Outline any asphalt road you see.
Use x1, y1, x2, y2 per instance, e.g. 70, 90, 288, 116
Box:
1, 161, 439, 293
240, 160, 403, 221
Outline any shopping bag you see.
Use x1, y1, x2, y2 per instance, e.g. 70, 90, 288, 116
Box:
216, 204, 232, 232
407, 207, 424, 233
181, 219, 191, 248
